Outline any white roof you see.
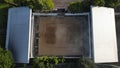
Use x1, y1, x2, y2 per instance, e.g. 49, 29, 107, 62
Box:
91, 6, 118, 63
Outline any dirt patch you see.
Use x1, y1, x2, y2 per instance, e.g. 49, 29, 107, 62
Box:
34, 15, 90, 57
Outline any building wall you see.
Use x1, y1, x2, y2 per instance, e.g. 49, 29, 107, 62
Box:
115, 15, 120, 62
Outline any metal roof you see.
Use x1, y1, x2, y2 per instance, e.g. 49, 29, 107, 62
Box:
6, 7, 32, 63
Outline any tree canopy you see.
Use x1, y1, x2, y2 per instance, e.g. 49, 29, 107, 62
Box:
0, 48, 14, 68
68, 0, 120, 13
1, 0, 54, 11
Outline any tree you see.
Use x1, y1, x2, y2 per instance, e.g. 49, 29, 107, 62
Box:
91, 0, 105, 6
42, 0, 54, 11
105, 0, 120, 8
68, 0, 120, 12
68, 0, 83, 13
0, 48, 14, 68
4, 0, 54, 11
32, 56, 65, 68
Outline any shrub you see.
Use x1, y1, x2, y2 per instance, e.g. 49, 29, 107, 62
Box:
105, 0, 120, 8
41, 0, 54, 11
81, 0, 91, 12
77, 56, 97, 68
68, 1, 83, 13
68, 0, 120, 12
4, 0, 54, 11
32, 56, 65, 68
0, 48, 14, 68
90, 0, 120, 8
68, 0, 105, 13
91, 0, 105, 6
68, 0, 83, 13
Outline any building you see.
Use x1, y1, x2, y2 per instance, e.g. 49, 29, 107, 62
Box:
6, 6, 118, 64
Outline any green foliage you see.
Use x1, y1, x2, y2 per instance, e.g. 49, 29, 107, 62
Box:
68, 0, 105, 13
32, 56, 65, 68
4, 0, 14, 3
0, 48, 14, 68
23, 64, 27, 68
90, 0, 120, 8
105, 0, 120, 8
4, 0, 54, 11
68, 0, 104, 13
41, 0, 54, 11
68, 0, 120, 12
68, 0, 83, 13
91, 0, 105, 6
77, 56, 97, 68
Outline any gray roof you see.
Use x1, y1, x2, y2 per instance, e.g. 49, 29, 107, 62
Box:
6, 7, 32, 63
